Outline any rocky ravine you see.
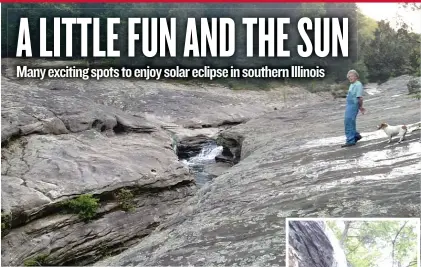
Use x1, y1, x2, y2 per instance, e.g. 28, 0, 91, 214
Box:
1, 78, 197, 266
1, 59, 326, 266
99, 75, 421, 266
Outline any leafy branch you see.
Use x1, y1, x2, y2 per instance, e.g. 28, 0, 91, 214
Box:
392, 221, 408, 267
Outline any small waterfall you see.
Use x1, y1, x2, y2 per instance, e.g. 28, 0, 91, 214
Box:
181, 141, 224, 186
183, 142, 223, 165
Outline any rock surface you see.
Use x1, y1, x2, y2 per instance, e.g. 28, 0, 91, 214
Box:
203, 162, 232, 177
0, 76, 196, 265
288, 221, 345, 267
1, 58, 321, 266
99, 76, 421, 266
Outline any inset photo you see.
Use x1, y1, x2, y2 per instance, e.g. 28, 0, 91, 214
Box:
286, 218, 420, 267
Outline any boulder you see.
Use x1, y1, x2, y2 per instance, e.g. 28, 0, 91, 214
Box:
407, 77, 421, 94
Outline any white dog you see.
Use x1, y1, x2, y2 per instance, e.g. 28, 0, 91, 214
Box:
377, 122, 407, 143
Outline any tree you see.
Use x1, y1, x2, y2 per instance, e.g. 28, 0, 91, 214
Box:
328, 220, 418, 267
401, 3, 421, 11
363, 20, 418, 83
2, 3, 418, 84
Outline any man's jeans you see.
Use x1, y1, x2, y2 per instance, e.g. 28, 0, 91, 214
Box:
344, 102, 360, 144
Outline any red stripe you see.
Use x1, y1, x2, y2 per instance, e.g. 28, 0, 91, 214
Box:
2, 0, 420, 2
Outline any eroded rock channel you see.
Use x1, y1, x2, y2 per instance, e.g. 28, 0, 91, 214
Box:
2, 59, 420, 266
171, 124, 245, 187
176, 135, 238, 187
99, 76, 421, 266
1, 58, 302, 266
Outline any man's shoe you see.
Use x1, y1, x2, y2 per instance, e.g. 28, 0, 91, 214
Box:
341, 143, 356, 148
355, 135, 362, 142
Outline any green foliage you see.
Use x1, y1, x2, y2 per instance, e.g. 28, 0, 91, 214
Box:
1, 3, 418, 86
1, 3, 355, 81
357, 10, 378, 42
326, 221, 342, 238
328, 220, 418, 267
346, 7, 419, 84
351, 60, 369, 85
1, 212, 12, 236
115, 189, 135, 212
1, 213, 10, 227
407, 78, 421, 94
23, 254, 49, 266
299, 3, 326, 17
330, 82, 349, 98
411, 93, 421, 100
63, 194, 99, 221
401, 3, 421, 11
363, 21, 420, 83
356, 8, 378, 64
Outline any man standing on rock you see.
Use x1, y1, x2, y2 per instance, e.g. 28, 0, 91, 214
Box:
342, 70, 365, 147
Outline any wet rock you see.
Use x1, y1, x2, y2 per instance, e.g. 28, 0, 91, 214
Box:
202, 162, 231, 177
99, 76, 420, 267
176, 135, 212, 159
216, 132, 243, 163
215, 155, 234, 164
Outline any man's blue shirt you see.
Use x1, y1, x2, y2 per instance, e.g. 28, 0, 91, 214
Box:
346, 80, 363, 105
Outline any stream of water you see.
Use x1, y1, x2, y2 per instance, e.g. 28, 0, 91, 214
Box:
181, 141, 224, 186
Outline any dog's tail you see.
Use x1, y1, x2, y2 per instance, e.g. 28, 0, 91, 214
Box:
407, 121, 421, 133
